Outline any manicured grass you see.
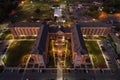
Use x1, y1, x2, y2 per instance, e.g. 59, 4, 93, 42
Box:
85, 41, 107, 68
5, 40, 35, 67
22, 2, 51, 10
11, 1, 53, 22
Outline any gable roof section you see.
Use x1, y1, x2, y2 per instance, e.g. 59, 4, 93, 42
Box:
49, 26, 71, 33
8, 22, 42, 28
31, 23, 48, 54
78, 22, 112, 27
76, 25, 88, 54
71, 24, 88, 55
38, 24, 48, 54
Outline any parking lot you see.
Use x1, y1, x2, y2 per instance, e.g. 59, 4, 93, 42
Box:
98, 40, 118, 70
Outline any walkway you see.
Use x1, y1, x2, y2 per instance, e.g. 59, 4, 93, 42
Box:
57, 63, 63, 80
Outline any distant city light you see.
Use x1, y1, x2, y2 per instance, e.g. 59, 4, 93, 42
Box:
30, 1, 33, 3
99, 12, 107, 19
21, 1, 24, 4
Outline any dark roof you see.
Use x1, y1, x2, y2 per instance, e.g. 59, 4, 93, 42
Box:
78, 22, 112, 27
49, 26, 71, 33
38, 24, 48, 54
52, 5, 59, 7
71, 25, 88, 55
8, 22, 42, 27
76, 25, 88, 54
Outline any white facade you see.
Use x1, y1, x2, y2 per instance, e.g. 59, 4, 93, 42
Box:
54, 8, 62, 17
60, 4, 66, 9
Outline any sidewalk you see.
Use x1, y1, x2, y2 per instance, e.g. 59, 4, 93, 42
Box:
57, 63, 63, 80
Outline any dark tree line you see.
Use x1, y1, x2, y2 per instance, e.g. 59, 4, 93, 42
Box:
103, 0, 120, 13
0, 0, 20, 23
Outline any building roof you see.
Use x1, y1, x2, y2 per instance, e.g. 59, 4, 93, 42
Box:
54, 8, 62, 17
10, 22, 88, 55
8, 22, 42, 28
76, 25, 88, 54
49, 26, 71, 33
31, 23, 48, 54
78, 22, 112, 27
71, 24, 88, 55
38, 24, 48, 54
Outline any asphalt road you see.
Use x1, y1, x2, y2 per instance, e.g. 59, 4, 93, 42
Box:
1, 67, 120, 80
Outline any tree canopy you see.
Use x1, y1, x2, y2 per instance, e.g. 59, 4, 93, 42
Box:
0, 0, 19, 23
103, 0, 120, 13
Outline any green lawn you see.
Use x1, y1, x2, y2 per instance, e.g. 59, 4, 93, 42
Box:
22, 1, 51, 10
11, 1, 53, 22
4, 40, 35, 67
85, 41, 107, 68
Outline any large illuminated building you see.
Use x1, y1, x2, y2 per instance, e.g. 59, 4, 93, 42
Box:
9, 22, 111, 68
80, 22, 111, 36
9, 22, 41, 37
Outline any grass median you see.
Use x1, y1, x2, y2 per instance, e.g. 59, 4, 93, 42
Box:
85, 41, 107, 68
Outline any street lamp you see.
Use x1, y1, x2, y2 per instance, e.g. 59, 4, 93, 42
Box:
62, 36, 65, 42
21, 1, 24, 4
30, 1, 33, 3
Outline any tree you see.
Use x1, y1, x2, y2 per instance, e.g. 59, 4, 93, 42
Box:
35, 8, 41, 14
0, 0, 19, 23
103, 0, 120, 13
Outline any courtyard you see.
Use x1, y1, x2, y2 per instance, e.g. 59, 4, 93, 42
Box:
3, 40, 35, 67
85, 41, 107, 68
47, 36, 72, 68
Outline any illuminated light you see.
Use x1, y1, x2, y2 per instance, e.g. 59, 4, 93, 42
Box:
53, 48, 55, 52
99, 12, 107, 19
30, 1, 33, 3
21, 54, 31, 63
62, 36, 65, 42
9, 10, 16, 16
21, 1, 24, 4
33, 35, 37, 37
18, 0, 29, 7
114, 13, 120, 17
23, 0, 29, 2
0, 54, 8, 66
92, 18, 96, 21
58, 49, 62, 54
53, 0, 60, 2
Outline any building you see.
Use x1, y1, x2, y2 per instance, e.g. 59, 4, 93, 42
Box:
71, 25, 88, 67
9, 22, 41, 37
79, 22, 112, 36
9, 22, 111, 68
54, 8, 62, 17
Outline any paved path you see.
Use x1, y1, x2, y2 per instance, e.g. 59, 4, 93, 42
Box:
57, 63, 63, 80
